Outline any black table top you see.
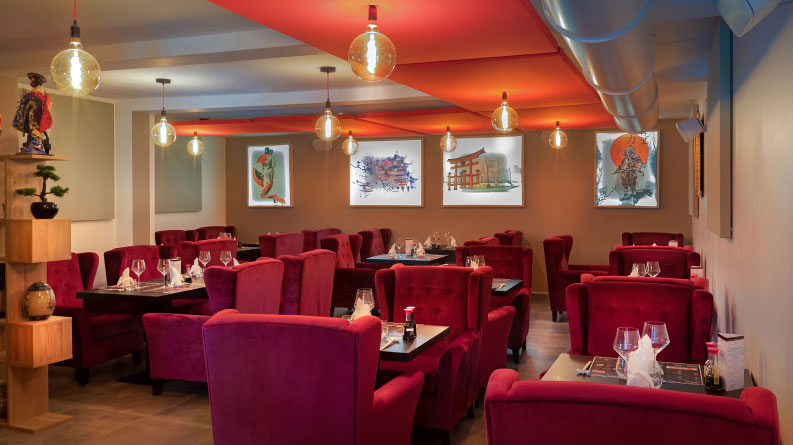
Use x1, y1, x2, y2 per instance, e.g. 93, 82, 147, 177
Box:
365, 254, 447, 266
77, 280, 208, 303
492, 278, 523, 296
236, 246, 261, 261
542, 353, 752, 399
379, 323, 450, 362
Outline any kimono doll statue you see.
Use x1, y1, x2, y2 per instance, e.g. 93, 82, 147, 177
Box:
13, 73, 53, 155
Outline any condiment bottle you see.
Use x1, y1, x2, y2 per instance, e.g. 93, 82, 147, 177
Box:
403, 307, 417, 340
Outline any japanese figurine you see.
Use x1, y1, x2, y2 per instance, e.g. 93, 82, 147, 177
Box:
13, 73, 53, 155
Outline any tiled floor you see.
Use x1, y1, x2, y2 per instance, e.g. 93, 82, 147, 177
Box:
1, 294, 569, 444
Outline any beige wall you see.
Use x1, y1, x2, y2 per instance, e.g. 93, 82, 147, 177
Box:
225, 119, 692, 292
693, 5, 793, 441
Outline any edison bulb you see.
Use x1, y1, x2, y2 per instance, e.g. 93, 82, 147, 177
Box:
491, 91, 517, 133
549, 122, 568, 149
348, 24, 396, 82
151, 118, 176, 147
341, 131, 359, 156
50, 40, 101, 96
315, 107, 341, 142
187, 133, 204, 156
440, 127, 457, 153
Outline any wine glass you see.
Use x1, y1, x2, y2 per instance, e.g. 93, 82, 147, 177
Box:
131, 259, 146, 288
646, 261, 661, 277
444, 232, 451, 247
381, 319, 390, 341
217, 232, 231, 239
643, 321, 670, 387
396, 239, 403, 257
612, 327, 640, 378
356, 288, 375, 310
220, 250, 232, 268
157, 259, 169, 285
199, 251, 211, 270
631, 262, 647, 277
477, 255, 486, 267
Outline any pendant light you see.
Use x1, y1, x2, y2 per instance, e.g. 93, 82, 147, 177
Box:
315, 67, 341, 142
187, 131, 204, 156
348, 5, 396, 82
440, 126, 457, 153
49, 0, 101, 96
150, 78, 176, 148
491, 91, 518, 133
341, 131, 359, 156
549, 121, 568, 150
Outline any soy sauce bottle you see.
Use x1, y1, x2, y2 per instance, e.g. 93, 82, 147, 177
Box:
704, 346, 723, 391
403, 307, 417, 341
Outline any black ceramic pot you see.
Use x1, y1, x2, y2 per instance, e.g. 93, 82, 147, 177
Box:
30, 201, 59, 219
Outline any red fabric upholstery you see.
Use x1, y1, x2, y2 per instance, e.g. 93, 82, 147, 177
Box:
258, 232, 304, 258
278, 249, 336, 316
104, 245, 177, 285
302, 227, 341, 251
463, 236, 499, 246
494, 230, 522, 246
543, 236, 609, 315
622, 231, 685, 247
610, 246, 700, 279
48, 253, 144, 372
456, 245, 533, 354
480, 306, 516, 387
196, 225, 237, 240
485, 369, 779, 445
358, 228, 392, 258
321, 234, 387, 309
376, 265, 490, 431
179, 239, 238, 273
154, 229, 198, 247
566, 276, 714, 364
202, 312, 423, 445
143, 259, 284, 384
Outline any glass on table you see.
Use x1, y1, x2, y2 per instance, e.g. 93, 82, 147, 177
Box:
646, 261, 661, 277
643, 321, 670, 387
476, 255, 486, 267
198, 251, 211, 269
220, 250, 232, 268
130, 259, 146, 288
631, 262, 647, 276
396, 239, 403, 256
355, 288, 375, 312
218, 232, 232, 239
381, 319, 389, 341
612, 327, 640, 378
157, 259, 169, 285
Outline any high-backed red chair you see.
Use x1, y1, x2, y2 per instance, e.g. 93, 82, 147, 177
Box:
179, 239, 238, 272
196, 225, 237, 240
456, 245, 533, 364
202, 312, 424, 445
609, 246, 701, 278
104, 244, 177, 285
142, 259, 284, 394
302, 227, 341, 252
543, 236, 609, 321
259, 232, 304, 258
376, 265, 490, 440
154, 229, 198, 247
485, 369, 779, 445
278, 249, 335, 316
622, 231, 684, 247
566, 276, 713, 364
494, 230, 522, 246
463, 236, 499, 246
48, 253, 144, 384
358, 228, 392, 259
320, 234, 387, 312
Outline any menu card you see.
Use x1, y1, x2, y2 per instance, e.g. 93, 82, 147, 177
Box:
590, 356, 620, 378
718, 333, 745, 391
589, 356, 703, 385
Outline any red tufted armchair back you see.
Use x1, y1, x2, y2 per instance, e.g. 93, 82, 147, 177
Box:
180, 239, 238, 272
278, 249, 336, 316
259, 232, 304, 258
609, 246, 699, 279
196, 225, 237, 240
494, 230, 522, 246
47, 252, 99, 308
320, 234, 362, 268
203, 258, 284, 315
622, 232, 684, 247
155, 230, 198, 247
105, 245, 176, 285
455, 245, 532, 285
463, 236, 499, 246
302, 227, 342, 252
358, 228, 392, 259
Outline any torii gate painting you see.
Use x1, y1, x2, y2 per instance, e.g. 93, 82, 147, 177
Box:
447, 148, 485, 190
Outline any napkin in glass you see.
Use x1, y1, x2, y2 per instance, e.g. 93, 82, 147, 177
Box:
424, 236, 432, 247
388, 244, 397, 257
350, 296, 372, 321
169, 266, 184, 287
188, 258, 202, 276
117, 267, 136, 289
626, 334, 656, 388
449, 236, 457, 247
232, 258, 240, 267
415, 243, 426, 258
629, 264, 641, 277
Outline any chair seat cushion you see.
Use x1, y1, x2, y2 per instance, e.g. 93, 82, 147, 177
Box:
379, 348, 441, 393
89, 313, 139, 340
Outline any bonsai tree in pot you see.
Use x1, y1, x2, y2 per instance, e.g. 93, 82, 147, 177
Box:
15, 164, 69, 219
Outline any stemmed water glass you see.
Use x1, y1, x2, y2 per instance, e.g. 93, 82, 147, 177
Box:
612, 327, 640, 378
220, 250, 232, 268
199, 251, 211, 270
396, 239, 403, 257
218, 232, 232, 239
642, 321, 670, 387
131, 259, 146, 288
646, 261, 661, 277
444, 232, 451, 247
631, 262, 647, 276
157, 259, 170, 286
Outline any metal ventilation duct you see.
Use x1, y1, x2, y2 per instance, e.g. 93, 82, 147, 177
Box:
540, 0, 658, 133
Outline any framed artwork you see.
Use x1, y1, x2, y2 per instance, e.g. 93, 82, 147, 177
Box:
348, 138, 423, 207
594, 131, 659, 208
442, 135, 524, 207
247, 144, 293, 207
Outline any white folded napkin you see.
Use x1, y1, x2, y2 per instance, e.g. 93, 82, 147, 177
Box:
415, 243, 426, 258
169, 266, 183, 286
424, 236, 432, 247
188, 258, 202, 276
449, 236, 457, 247
350, 298, 372, 321
628, 264, 640, 277
668, 240, 679, 247
388, 244, 397, 257
652, 243, 658, 246
626, 335, 656, 388
233, 258, 240, 267
117, 267, 136, 288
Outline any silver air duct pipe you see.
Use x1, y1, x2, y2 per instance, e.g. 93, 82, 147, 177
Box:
540, 0, 658, 133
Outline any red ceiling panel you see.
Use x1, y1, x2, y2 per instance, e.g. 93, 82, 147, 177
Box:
249, 115, 424, 137
209, 0, 557, 64
509, 104, 617, 131
358, 108, 494, 134
172, 119, 287, 136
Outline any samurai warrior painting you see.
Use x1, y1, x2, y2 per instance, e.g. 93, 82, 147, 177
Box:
13, 73, 53, 155
252, 147, 285, 204
614, 144, 644, 201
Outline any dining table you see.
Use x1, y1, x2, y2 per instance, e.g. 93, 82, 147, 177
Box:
378, 322, 450, 362
492, 278, 523, 296
424, 246, 457, 264
365, 253, 447, 266
236, 245, 262, 261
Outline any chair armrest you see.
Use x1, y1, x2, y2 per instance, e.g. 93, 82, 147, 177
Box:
367, 371, 424, 445
142, 313, 211, 380
434, 329, 480, 414
568, 264, 610, 272
355, 262, 391, 271
692, 276, 709, 290
741, 387, 780, 444
76, 252, 99, 290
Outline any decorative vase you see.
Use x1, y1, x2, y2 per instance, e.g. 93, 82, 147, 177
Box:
30, 201, 59, 219
22, 282, 56, 320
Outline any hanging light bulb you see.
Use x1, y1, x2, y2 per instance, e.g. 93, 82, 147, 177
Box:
187, 131, 204, 156
491, 91, 518, 133
315, 67, 341, 142
150, 78, 176, 148
50, 0, 101, 96
440, 126, 457, 153
341, 131, 359, 156
548, 121, 568, 150
348, 5, 396, 82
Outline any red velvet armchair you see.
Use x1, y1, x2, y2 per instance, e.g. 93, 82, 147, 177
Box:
320, 234, 388, 312
456, 245, 532, 364
302, 227, 341, 251
358, 228, 392, 259
48, 253, 144, 384
278, 249, 336, 316
543, 236, 609, 321
463, 236, 499, 246
566, 276, 714, 363
179, 239, 238, 272
609, 246, 701, 278
202, 312, 423, 445
154, 229, 198, 247
622, 231, 684, 246
142, 258, 285, 394
196, 225, 237, 240
259, 232, 304, 258
376, 265, 490, 440
494, 230, 522, 246
485, 369, 779, 445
